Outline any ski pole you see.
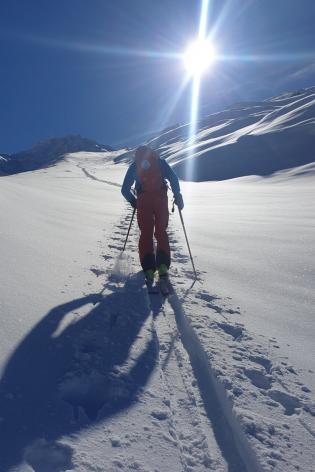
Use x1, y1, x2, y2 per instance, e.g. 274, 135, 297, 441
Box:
122, 207, 136, 252
178, 208, 197, 279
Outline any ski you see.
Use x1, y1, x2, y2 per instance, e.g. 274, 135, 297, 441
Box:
145, 272, 173, 297
158, 275, 172, 297
145, 279, 160, 294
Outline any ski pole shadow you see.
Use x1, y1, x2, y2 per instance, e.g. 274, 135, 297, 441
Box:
0, 272, 158, 472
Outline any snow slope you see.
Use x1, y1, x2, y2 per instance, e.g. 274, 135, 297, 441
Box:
141, 86, 315, 181
1, 149, 314, 472
0, 155, 8, 175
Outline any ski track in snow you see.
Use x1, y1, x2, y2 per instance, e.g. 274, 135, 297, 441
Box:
78, 165, 121, 188
148, 289, 228, 471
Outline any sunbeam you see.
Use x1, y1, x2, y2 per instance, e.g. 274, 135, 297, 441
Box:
185, 0, 211, 181
5, 31, 182, 61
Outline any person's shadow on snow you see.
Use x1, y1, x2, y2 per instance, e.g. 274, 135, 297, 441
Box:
0, 272, 162, 472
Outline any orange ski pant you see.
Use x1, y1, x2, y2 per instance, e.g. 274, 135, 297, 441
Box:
137, 190, 170, 272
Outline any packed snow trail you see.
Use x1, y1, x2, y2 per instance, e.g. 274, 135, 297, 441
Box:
78, 164, 121, 188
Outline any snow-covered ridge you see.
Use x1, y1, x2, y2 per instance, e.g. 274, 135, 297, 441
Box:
144, 86, 315, 181
0, 154, 9, 175
1, 135, 113, 174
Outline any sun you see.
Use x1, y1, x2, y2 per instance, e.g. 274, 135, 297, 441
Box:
184, 39, 217, 76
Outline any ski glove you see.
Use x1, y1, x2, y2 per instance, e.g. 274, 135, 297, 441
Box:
174, 192, 184, 210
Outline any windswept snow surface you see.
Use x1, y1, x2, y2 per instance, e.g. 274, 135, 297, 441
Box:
0, 149, 314, 472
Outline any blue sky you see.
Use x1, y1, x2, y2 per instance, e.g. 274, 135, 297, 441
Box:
1, 0, 315, 153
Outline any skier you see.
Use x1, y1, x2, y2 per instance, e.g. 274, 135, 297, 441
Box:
121, 145, 184, 286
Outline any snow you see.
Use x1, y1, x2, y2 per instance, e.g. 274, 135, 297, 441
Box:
0, 88, 315, 471
145, 86, 315, 181
0, 135, 113, 175
178, 176, 315, 390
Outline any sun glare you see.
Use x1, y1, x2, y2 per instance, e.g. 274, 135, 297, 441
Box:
184, 39, 216, 76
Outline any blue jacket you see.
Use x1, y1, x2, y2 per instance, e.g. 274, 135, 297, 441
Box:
121, 159, 181, 205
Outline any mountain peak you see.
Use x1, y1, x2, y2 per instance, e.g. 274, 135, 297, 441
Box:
1, 135, 113, 174
29, 134, 113, 154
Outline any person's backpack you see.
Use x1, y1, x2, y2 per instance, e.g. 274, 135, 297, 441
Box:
135, 146, 164, 193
